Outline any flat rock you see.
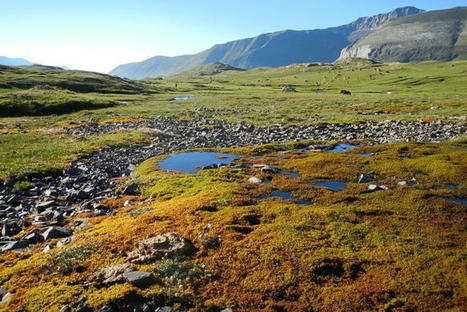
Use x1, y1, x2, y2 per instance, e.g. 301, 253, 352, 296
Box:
42, 226, 71, 241
122, 271, 157, 288
127, 232, 196, 264
0, 240, 28, 253
87, 263, 134, 286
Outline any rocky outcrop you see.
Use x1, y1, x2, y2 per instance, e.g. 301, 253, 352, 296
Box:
127, 232, 196, 264
339, 7, 467, 62
87, 263, 134, 286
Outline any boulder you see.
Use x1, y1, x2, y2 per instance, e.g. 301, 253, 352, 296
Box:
122, 271, 157, 288
247, 177, 262, 184
42, 226, 71, 241
87, 263, 134, 286
127, 232, 196, 264
357, 174, 374, 183
0, 240, 28, 253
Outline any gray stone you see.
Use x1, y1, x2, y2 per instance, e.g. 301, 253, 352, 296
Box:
0, 292, 12, 307
247, 177, 262, 184
42, 226, 71, 241
123, 271, 157, 288
0, 240, 28, 253
201, 235, 221, 249
97, 305, 116, 312
36, 200, 56, 211
357, 174, 374, 183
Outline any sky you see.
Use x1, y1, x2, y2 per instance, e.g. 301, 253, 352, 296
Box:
1, 0, 466, 73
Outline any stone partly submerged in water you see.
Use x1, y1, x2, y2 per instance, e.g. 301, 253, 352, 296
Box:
127, 232, 196, 264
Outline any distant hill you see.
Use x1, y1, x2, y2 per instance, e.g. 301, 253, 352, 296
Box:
0, 56, 33, 66
0, 64, 148, 94
339, 7, 467, 62
110, 7, 423, 79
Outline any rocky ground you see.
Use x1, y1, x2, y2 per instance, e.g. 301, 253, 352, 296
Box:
0, 116, 466, 311
1, 117, 466, 253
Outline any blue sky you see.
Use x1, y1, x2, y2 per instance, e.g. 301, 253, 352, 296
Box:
1, 0, 465, 72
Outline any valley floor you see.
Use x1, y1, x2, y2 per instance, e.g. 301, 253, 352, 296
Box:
0, 60, 466, 311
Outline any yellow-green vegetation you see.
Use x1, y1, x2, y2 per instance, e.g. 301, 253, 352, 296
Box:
1, 60, 466, 178
0, 130, 152, 179
1, 141, 465, 311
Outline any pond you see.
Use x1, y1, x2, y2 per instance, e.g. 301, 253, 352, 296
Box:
312, 181, 348, 192
256, 190, 312, 205
172, 94, 195, 101
328, 143, 356, 153
158, 152, 239, 174
438, 197, 467, 205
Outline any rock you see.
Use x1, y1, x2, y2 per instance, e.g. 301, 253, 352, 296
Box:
56, 237, 71, 247
122, 183, 139, 195
1, 222, 21, 237
42, 226, 71, 241
220, 309, 233, 312
36, 200, 56, 212
127, 232, 196, 264
155, 307, 172, 312
0, 240, 28, 253
261, 165, 278, 174
42, 244, 53, 252
97, 305, 117, 312
201, 235, 221, 249
123, 271, 157, 288
87, 263, 134, 286
23, 230, 44, 244
44, 189, 58, 197
0, 292, 12, 307
247, 177, 262, 184
357, 174, 374, 183
367, 184, 389, 192
60, 305, 72, 312
281, 85, 296, 92
0, 287, 5, 297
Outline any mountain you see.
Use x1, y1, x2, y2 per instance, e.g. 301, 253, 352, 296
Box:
0, 56, 33, 66
339, 7, 467, 62
110, 7, 423, 79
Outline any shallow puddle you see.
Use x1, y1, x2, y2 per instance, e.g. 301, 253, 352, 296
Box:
315, 89, 326, 94
328, 143, 356, 153
279, 170, 301, 178
256, 190, 312, 205
445, 184, 457, 190
158, 152, 239, 174
438, 197, 467, 205
356, 152, 375, 156
312, 181, 347, 192
172, 94, 195, 101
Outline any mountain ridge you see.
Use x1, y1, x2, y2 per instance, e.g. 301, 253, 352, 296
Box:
110, 6, 423, 79
338, 7, 467, 62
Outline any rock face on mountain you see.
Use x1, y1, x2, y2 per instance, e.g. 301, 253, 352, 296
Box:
110, 7, 423, 79
339, 7, 467, 62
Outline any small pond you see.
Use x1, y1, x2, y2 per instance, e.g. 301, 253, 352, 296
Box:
256, 190, 312, 205
158, 152, 239, 174
328, 143, 356, 153
438, 197, 467, 205
312, 181, 348, 192
172, 94, 195, 101
315, 89, 326, 94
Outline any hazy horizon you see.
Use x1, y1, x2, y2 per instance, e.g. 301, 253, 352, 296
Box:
1, 0, 465, 73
